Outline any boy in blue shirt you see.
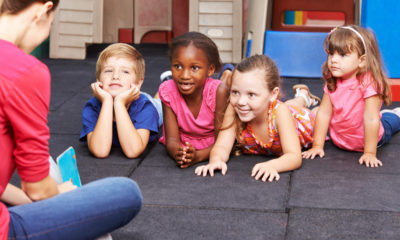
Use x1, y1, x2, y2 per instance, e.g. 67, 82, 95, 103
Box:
80, 43, 161, 158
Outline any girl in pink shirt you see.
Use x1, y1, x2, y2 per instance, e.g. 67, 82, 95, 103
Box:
159, 32, 230, 168
303, 25, 400, 167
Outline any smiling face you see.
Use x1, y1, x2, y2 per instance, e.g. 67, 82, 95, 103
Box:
170, 44, 215, 96
327, 51, 365, 80
230, 69, 279, 124
98, 56, 142, 97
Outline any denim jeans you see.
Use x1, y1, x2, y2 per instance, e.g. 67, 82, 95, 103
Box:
8, 177, 142, 240
378, 112, 400, 147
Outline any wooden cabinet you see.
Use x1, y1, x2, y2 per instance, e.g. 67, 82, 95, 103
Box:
189, 0, 243, 63
50, 0, 103, 59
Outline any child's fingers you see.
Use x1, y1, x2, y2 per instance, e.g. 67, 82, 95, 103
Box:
261, 172, 269, 182
209, 167, 215, 177
221, 163, 227, 175
253, 168, 265, 181
268, 173, 279, 182
183, 153, 194, 163
194, 166, 202, 175
251, 164, 259, 177
195, 166, 208, 176
180, 163, 190, 168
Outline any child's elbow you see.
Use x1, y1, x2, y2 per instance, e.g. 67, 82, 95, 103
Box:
123, 147, 144, 159
90, 148, 110, 158
293, 153, 302, 169
124, 151, 142, 159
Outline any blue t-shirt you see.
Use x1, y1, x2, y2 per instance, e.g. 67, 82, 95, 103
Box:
80, 94, 159, 146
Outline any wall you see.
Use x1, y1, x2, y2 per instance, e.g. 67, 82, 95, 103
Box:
103, 0, 134, 42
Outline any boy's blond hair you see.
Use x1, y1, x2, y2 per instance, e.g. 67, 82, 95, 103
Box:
95, 43, 145, 81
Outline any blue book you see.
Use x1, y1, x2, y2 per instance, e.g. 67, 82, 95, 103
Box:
56, 147, 82, 187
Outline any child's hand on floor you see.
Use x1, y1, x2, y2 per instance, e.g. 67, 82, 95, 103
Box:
302, 146, 325, 159
91, 82, 112, 103
195, 161, 228, 177
114, 83, 140, 107
359, 153, 382, 167
251, 162, 280, 182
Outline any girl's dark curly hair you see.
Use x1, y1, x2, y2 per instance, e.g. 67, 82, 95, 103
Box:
168, 31, 222, 72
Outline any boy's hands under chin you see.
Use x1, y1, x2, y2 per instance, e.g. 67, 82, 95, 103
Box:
91, 82, 112, 103
114, 84, 140, 106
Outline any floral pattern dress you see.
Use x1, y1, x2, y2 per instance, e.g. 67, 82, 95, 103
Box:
238, 100, 315, 156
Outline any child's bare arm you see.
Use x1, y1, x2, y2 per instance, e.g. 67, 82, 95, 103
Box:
302, 93, 332, 159
87, 82, 113, 158
252, 103, 302, 182
163, 103, 187, 164
1, 183, 32, 206
195, 105, 236, 176
114, 85, 149, 158
360, 95, 382, 167
214, 82, 230, 137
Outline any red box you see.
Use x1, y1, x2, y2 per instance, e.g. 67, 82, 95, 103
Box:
390, 79, 400, 101
118, 28, 133, 43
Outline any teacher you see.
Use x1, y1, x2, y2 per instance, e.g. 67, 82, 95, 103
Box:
0, 1, 142, 239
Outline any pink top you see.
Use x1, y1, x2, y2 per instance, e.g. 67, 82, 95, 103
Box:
0, 39, 51, 239
239, 100, 315, 156
159, 78, 222, 150
325, 73, 384, 152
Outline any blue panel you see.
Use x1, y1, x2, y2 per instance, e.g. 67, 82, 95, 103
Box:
284, 11, 295, 25
361, 0, 400, 78
246, 39, 252, 58
263, 31, 328, 78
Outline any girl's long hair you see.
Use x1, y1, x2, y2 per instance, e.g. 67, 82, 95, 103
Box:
323, 25, 391, 105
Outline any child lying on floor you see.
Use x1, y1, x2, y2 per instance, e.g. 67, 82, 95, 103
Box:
195, 55, 320, 182
302, 25, 400, 167
80, 43, 162, 158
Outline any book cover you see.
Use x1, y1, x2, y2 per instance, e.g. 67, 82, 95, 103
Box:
56, 146, 82, 187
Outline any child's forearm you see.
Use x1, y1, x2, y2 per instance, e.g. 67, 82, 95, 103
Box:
88, 99, 113, 158
312, 94, 332, 148
312, 116, 329, 148
312, 110, 331, 149
114, 101, 148, 158
270, 152, 302, 173
1, 183, 32, 206
363, 115, 380, 155
363, 95, 381, 156
166, 137, 183, 158
209, 144, 231, 164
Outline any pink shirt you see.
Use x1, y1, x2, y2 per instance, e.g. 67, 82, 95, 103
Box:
159, 78, 221, 150
325, 73, 384, 152
0, 39, 51, 239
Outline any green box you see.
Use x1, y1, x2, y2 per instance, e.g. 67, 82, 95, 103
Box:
31, 37, 49, 59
